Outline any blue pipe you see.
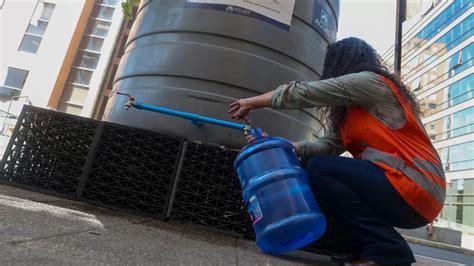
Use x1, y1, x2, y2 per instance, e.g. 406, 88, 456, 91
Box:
133, 101, 247, 131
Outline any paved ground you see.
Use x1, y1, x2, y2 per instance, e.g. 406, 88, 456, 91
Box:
0, 185, 472, 265
410, 243, 473, 265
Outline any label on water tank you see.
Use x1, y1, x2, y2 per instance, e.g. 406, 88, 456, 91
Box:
185, 0, 295, 30
248, 195, 263, 225
311, 1, 337, 42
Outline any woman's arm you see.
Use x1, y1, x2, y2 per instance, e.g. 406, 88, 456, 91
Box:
293, 131, 345, 162
229, 71, 390, 119
272, 71, 388, 109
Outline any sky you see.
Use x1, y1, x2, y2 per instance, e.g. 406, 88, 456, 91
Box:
337, 0, 397, 55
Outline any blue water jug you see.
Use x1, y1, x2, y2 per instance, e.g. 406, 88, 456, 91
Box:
234, 137, 327, 254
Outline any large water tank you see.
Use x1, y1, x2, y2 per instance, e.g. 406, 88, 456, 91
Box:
104, 0, 340, 148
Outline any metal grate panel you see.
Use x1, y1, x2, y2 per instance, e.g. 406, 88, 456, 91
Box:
1, 106, 96, 198
81, 123, 183, 218
169, 141, 255, 238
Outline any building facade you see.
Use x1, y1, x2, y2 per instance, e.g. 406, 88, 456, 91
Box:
382, 0, 473, 227
92, 6, 137, 120
0, 0, 123, 153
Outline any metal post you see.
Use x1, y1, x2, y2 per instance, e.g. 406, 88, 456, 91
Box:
76, 122, 104, 200
394, 0, 406, 76
165, 141, 188, 220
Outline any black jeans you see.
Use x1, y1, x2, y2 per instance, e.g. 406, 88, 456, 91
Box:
306, 155, 429, 264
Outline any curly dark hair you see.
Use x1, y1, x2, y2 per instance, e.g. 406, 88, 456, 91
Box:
320, 37, 420, 131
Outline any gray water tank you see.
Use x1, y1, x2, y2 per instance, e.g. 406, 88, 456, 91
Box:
104, 0, 340, 148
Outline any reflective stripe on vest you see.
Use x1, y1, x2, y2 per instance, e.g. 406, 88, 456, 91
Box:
362, 147, 446, 205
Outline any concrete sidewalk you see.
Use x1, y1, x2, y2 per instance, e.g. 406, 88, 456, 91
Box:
0, 185, 469, 265
0, 185, 334, 265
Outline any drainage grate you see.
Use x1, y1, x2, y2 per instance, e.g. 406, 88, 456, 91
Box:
0, 106, 96, 198
169, 141, 255, 238
81, 123, 183, 218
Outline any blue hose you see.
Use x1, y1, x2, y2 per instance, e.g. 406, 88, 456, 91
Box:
133, 101, 247, 131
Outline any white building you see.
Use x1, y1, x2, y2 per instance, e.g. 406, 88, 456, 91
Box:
0, 0, 123, 153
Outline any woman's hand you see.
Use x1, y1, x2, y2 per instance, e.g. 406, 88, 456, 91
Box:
228, 91, 275, 120
228, 99, 255, 120
245, 132, 269, 143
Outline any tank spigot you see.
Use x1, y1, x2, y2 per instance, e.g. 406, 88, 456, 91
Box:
242, 118, 254, 136
243, 126, 251, 136
243, 126, 264, 139
124, 101, 132, 111
117, 92, 136, 111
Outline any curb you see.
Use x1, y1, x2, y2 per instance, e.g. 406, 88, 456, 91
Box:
404, 235, 474, 256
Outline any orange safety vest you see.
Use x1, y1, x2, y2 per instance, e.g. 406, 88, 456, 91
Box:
340, 75, 446, 222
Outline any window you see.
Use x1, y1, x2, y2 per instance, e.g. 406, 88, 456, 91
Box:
438, 141, 474, 171
451, 75, 474, 106
73, 51, 101, 70
79, 36, 104, 52
57, 102, 82, 115
457, 179, 464, 191
425, 106, 474, 142
451, 142, 474, 171
26, 20, 49, 36
420, 74, 474, 116
67, 68, 93, 86
19, 2, 55, 53
401, 0, 473, 61
452, 107, 474, 137
91, 5, 115, 21
97, 0, 120, 6
61, 84, 89, 104
402, 14, 474, 77
411, 43, 474, 95
19, 35, 42, 53
85, 20, 111, 37
0, 67, 29, 101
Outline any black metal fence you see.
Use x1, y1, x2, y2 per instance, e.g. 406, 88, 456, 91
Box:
0, 106, 349, 256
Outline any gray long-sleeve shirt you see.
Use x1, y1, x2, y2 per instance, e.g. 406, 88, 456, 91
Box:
271, 71, 407, 161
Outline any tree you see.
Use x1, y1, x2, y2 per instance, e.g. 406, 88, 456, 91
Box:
121, 0, 140, 20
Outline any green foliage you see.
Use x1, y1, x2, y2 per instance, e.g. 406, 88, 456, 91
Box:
121, 0, 140, 20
